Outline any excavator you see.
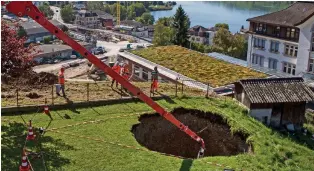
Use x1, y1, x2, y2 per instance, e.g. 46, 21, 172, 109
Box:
2, 1, 206, 159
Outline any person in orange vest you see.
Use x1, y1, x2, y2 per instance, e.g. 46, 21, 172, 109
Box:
57, 67, 66, 97
111, 62, 121, 88
121, 63, 130, 92
151, 66, 159, 93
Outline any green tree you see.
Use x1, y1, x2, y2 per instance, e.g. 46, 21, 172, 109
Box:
104, 4, 111, 13
43, 36, 51, 44
172, 5, 190, 47
153, 22, 174, 46
128, 3, 146, 18
87, 1, 105, 11
61, 4, 74, 23
156, 17, 173, 27
213, 28, 246, 59
137, 12, 155, 25
215, 23, 229, 30
110, 3, 127, 20
38, 3, 54, 18
17, 26, 27, 38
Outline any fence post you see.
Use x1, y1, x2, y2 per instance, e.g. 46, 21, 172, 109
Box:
206, 83, 209, 98
51, 85, 54, 105
175, 78, 178, 97
87, 83, 89, 102
181, 80, 184, 95
16, 88, 19, 107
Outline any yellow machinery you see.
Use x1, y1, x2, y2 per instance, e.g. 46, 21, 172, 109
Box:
116, 1, 120, 27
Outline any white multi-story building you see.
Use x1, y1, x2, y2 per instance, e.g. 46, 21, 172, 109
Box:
188, 25, 218, 46
74, 10, 100, 29
246, 2, 314, 76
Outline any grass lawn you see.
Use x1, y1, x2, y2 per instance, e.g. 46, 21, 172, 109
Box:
1, 81, 205, 107
2, 96, 314, 171
131, 46, 267, 87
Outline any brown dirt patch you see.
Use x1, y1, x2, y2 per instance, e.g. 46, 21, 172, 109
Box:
132, 108, 250, 158
26, 92, 42, 99
2, 70, 58, 90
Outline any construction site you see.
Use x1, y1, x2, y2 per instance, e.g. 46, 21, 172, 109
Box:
2, 2, 314, 171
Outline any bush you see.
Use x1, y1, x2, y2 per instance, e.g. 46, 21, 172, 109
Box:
43, 36, 51, 44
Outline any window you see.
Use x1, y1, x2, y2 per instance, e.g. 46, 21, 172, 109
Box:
254, 38, 266, 49
134, 65, 140, 77
284, 44, 298, 57
283, 62, 296, 75
273, 26, 280, 37
286, 27, 299, 40
268, 58, 277, 70
251, 54, 264, 67
270, 41, 279, 53
196, 38, 200, 41
256, 23, 266, 33
309, 59, 314, 73
142, 69, 148, 81
312, 32, 314, 51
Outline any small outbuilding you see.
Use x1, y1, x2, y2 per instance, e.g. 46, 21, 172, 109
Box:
234, 77, 314, 127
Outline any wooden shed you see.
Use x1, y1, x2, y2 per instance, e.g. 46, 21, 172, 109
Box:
234, 77, 314, 127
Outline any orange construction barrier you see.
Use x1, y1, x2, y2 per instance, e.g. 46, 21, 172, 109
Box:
19, 149, 30, 171
26, 120, 36, 141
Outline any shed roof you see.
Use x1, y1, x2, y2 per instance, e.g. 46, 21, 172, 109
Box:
239, 77, 314, 104
247, 2, 314, 27
21, 20, 63, 35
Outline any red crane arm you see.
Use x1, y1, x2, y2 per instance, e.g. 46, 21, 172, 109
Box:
4, 1, 205, 157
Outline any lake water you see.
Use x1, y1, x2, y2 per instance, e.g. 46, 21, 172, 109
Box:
151, 2, 281, 33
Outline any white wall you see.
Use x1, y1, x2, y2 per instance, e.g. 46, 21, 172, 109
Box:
247, 15, 314, 75
247, 34, 298, 70
296, 16, 314, 74
249, 108, 272, 125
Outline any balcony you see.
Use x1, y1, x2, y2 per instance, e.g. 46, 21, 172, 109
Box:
249, 22, 300, 43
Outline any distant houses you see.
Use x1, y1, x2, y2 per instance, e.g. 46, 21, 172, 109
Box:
188, 25, 218, 46
21, 20, 64, 43
115, 20, 154, 39
74, 10, 115, 29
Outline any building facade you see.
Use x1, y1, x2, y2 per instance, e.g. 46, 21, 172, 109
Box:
188, 25, 218, 45
234, 77, 314, 127
74, 10, 100, 29
246, 2, 314, 76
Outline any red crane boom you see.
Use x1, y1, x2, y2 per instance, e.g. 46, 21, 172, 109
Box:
3, 1, 205, 158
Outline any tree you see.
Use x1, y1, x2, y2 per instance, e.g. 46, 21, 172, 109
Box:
43, 36, 51, 44
61, 4, 74, 23
1, 21, 38, 78
38, 3, 54, 18
156, 17, 173, 27
213, 28, 246, 59
137, 12, 155, 25
87, 1, 105, 11
172, 5, 190, 47
104, 4, 111, 13
153, 22, 174, 46
215, 23, 229, 30
128, 3, 146, 18
17, 26, 27, 38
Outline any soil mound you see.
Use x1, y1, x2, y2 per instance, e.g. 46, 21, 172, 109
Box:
132, 108, 250, 158
2, 71, 57, 89
26, 92, 42, 99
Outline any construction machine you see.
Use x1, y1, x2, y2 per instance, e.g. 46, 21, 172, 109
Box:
2, 1, 205, 159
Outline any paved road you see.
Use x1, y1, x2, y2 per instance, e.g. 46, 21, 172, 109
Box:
33, 40, 151, 73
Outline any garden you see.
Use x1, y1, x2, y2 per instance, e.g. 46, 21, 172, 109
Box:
131, 46, 267, 87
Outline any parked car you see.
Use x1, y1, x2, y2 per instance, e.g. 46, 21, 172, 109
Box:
70, 55, 77, 59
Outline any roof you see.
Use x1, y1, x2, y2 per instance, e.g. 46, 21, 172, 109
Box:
238, 77, 314, 103
21, 20, 63, 35
247, 2, 314, 27
121, 20, 144, 28
208, 27, 219, 32
77, 10, 98, 17
93, 10, 114, 19
35, 42, 92, 56
188, 25, 209, 32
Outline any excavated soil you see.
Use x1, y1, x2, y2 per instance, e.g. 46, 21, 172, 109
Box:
132, 108, 250, 158
2, 71, 58, 90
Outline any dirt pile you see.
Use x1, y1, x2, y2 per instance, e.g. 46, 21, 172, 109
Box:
2, 71, 58, 89
132, 108, 250, 158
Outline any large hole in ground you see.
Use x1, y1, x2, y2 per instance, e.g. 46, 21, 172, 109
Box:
131, 107, 251, 158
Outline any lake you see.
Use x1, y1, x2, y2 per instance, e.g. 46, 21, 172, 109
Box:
150, 1, 285, 33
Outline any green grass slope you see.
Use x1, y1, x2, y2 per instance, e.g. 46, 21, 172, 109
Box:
2, 97, 314, 171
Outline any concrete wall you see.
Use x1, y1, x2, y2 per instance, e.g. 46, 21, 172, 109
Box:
296, 16, 314, 74
249, 108, 272, 125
